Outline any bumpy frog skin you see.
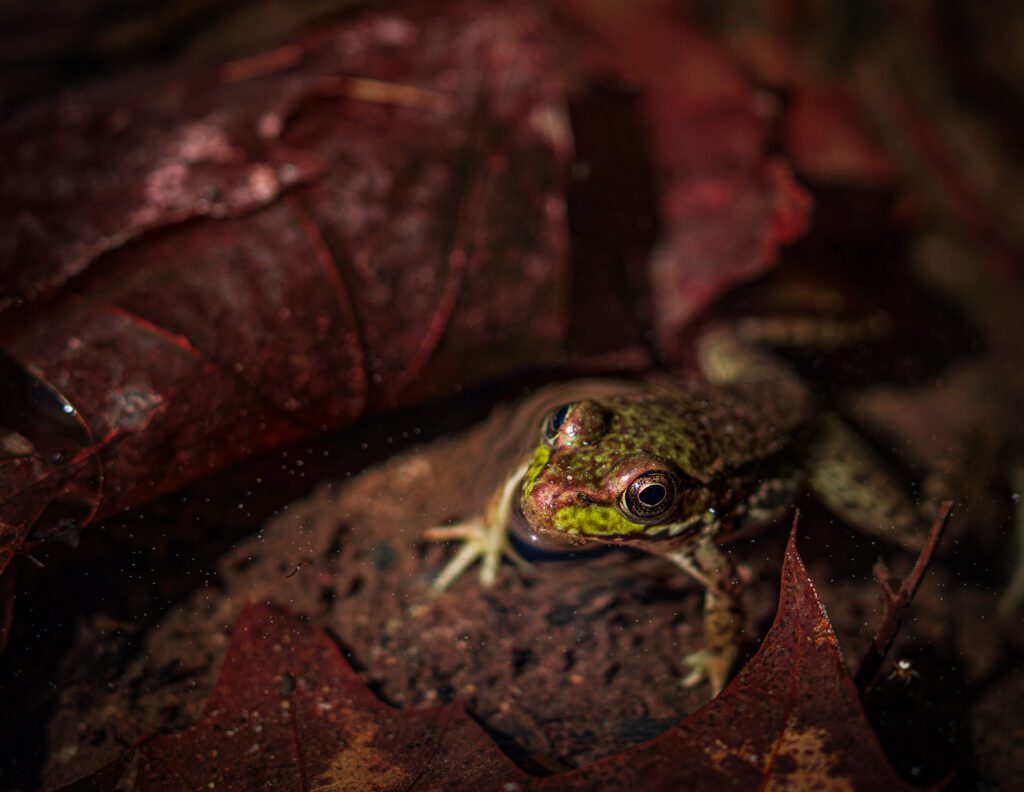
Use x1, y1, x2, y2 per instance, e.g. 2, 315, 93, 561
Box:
426, 325, 923, 695
520, 397, 716, 543
519, 393, 788, 548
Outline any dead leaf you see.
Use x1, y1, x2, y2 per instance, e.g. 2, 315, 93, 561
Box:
0, 0, 572, 580
74, 523, 917, 791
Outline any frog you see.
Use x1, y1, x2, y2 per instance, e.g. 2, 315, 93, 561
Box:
425, 322, 924, 695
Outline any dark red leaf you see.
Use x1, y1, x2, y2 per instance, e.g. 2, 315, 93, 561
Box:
78, 521, 916, 791
0, 0, 572, 577
132, 602, 527, 791
562, 2, 813, 361
783, 87, 901, 187
548, 520, 919, 790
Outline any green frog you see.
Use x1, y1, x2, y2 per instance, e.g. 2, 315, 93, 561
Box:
426, 324, 923, 695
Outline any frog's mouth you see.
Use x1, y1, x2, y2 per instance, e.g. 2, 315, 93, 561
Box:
547, 503, 704, 543
521, 445, 689, 543
509, 499, 597, 552
522, 479, 696, 544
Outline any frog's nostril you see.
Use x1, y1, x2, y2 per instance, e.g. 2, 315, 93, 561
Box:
558, 400, 609, 446
577, 493, 596, 505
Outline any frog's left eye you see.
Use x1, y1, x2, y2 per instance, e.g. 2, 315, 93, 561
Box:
619, 471, 678, 523
542, 403, 573, 444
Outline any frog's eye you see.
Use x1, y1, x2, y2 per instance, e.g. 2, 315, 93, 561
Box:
619, 471, 677, 523
542, 403, 573, 445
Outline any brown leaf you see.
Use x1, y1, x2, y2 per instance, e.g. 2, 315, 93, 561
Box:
78, 522, 917, 791
548, 520, 918, 790
132, 602, 527, 791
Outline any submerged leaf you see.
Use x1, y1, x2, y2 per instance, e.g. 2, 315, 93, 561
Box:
78, 524, 917, 791
550, 522, 919, 790
132, 603, 526, 791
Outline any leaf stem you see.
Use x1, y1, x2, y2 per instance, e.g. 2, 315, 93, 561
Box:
854, 501, 952, 692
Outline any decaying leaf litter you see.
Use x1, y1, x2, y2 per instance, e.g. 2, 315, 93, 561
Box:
75, 524, 925, 791
1, 0, 1024, 789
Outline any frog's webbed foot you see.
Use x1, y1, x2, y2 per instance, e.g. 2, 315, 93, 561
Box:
424, 515, 532, 591
680, 648, 733, 694
424, 464, 533, 592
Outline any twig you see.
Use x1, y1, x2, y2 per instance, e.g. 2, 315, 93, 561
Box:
221, 45, 303, 84
854, 501, 952, 692
316, 76, 455, 113
285, 559, 311, 578
996, 464, 1024, 621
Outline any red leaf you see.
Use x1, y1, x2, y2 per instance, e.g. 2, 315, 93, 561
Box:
0, 0, 572, 576
548, 521, 918, 790
783, 87, 900, 187
79, 522, 915, 790
562, 2, 813, 361
0, 61, 323, 313
133, 603, 526, 791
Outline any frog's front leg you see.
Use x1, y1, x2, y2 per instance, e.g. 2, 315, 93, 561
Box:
424, 462, 533, 591
662, 537, 743, 696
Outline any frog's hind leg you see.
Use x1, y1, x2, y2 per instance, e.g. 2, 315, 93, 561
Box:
805, 413, 923, 549
730, 311, 892, 350
424, 463, 533, 591
729, 464, 804, 537
699, 312, 892, 397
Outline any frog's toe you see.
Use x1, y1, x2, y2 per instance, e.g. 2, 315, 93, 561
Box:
423, 523, 477, 542
432, 529, 486, 592
681, 649, 711, 687
425, 518, 532, 592
681, 648, 729, 696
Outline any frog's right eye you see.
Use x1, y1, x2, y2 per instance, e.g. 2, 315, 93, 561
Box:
619, 470, 678, 523
542, 403, 573, 445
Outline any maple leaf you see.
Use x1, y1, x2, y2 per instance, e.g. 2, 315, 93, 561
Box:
74, 523, 919, 791
129, 604, 527, 790
547, 520, 921, 791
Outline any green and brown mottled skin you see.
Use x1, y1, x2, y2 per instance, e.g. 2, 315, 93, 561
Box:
519, 384, 806, 549
427, 325, 923, 695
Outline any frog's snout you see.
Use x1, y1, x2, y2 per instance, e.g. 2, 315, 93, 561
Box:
522, 474, 594, 529
523, 476, 560, 515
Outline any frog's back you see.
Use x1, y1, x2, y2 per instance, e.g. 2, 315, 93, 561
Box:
639, 374, 813, 475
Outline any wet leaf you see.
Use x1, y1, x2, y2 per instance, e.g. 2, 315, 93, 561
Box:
783, 87, 900, 188
130, 602, 527, 791
0, 0, 572, 576
561, 1, 813, 361
549, 522, 919, 790
77, 524, 916, 791
0, 1, 824, 595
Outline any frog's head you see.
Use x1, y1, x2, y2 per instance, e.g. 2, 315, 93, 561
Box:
519, 397, 712, 546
